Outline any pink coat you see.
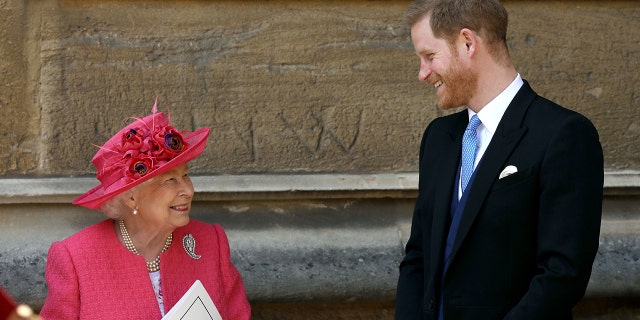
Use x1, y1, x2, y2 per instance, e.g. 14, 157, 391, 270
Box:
40, 219, 251, 319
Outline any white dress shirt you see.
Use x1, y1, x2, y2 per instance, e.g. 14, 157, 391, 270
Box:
458, 73, 524, 199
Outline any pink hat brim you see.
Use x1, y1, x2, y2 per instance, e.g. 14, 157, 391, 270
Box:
72, 127, 210, 210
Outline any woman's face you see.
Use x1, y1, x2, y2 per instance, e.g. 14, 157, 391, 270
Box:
133, 163, 194, 232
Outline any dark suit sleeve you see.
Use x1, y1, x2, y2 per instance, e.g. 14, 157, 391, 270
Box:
395, 125, 431, 319
505, 114, 603, 319
396, 200, 425, 319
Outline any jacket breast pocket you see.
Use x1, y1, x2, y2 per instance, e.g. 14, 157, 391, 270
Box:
490, 166, 536, 194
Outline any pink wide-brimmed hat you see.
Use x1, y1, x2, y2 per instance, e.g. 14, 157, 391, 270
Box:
73, 99, 210, 210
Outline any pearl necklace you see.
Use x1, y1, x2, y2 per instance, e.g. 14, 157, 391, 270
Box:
118, 219, 173, 273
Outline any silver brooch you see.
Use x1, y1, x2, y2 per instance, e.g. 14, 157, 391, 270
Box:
182, 233, 201, 260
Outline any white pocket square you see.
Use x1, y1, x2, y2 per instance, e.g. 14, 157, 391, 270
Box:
499, 165, 518, 179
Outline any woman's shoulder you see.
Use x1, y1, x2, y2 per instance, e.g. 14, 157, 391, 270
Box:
183, 219, 226, 235
61, 219, 112, 240
48, 220, 116, 259
177, 220, 231, 252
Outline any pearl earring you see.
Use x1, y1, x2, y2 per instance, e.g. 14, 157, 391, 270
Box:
133, 208, 138, 215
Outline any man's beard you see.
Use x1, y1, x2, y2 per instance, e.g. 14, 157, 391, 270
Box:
437, 54, 477, 110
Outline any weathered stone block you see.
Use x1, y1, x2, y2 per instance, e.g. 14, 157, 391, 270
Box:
2, 1, 637, 176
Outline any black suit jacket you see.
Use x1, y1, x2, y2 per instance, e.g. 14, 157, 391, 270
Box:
395, 82, 604, 320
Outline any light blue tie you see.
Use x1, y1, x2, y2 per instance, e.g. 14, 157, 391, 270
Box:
461, 115, 482, 192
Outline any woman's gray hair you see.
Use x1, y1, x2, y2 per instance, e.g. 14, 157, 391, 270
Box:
99, 178, 154, 219
99, 190, 133, 220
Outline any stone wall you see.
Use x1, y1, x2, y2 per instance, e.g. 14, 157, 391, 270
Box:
0, 0, 639, 319
1, 175, 639, 318
1, 0, 639, 176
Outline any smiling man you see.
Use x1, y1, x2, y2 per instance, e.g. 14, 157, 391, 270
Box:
395, 1, 604, 319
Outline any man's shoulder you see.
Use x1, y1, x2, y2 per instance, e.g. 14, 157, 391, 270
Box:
420, 110, 468, 141
528, 95, 594, 127
429, 109, 467, 127
519, 81, 589, 120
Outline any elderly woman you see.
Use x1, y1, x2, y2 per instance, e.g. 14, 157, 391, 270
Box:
40, 100, 251, 319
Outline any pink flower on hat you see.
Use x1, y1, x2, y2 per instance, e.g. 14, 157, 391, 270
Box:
73, 98, 210, 210
117, 121, 189, 182
122, 127, 145, 152
127, 154, 155, 181
151, 126, 187, 160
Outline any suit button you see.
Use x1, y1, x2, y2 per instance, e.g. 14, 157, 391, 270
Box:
428, 298, 435, 311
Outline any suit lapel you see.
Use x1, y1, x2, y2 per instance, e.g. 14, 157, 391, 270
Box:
448, 82, 538, 263
429, 111, 468, 274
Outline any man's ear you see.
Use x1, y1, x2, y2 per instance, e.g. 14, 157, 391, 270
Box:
459, 28, 477, 56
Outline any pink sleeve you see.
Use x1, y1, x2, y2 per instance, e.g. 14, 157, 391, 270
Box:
213, 225, 251, 320
39, 241, 80, 320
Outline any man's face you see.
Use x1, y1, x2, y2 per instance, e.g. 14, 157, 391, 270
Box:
411, 16, 477, 110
